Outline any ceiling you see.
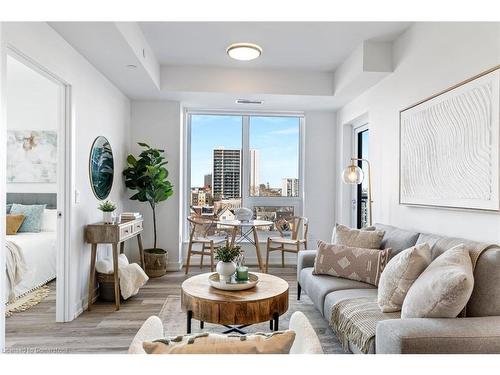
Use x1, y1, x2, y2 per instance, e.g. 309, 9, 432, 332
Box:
139, 22, 410, 72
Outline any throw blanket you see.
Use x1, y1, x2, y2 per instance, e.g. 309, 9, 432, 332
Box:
330, 296, 399, 353
330, 242, 496, 353
95, 254, 149, 299
6, 240, 28, 302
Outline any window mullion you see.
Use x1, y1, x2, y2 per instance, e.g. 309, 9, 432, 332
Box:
241, 115, 250, 209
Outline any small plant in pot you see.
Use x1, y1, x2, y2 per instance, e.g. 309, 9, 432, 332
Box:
123, 143, 174, 278
215, 245, 242, 282
98, 200, 116, 224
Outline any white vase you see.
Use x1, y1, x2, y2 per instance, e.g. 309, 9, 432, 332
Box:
216, 261, 236, 282
102, 211, 113, 224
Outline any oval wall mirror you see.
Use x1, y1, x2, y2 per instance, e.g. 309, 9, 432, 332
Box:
89, 136, 114, 200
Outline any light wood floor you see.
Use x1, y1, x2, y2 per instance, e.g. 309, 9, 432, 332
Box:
5, 266, 301, 354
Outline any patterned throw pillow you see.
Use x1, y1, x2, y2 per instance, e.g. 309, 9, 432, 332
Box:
6, 214, 26, 235
9, 204, 46, 233
142, 331, 296, 354
313, 240, 391, 286
332, 224, 385, 249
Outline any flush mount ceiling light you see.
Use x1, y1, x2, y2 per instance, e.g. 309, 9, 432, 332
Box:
226, 43, 262, 61
126, 64, 137, 69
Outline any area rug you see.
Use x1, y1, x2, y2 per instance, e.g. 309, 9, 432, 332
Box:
158, 293, 345, 354
5, 286, 50, 317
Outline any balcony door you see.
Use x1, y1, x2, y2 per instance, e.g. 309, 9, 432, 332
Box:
354, 125, 369, 229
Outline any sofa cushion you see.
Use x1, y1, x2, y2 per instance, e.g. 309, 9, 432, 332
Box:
299, 267, 375, 315
332, 224, 384, 249
313, 241, 390, 286
374, 223, 420, 257
323, 289, 378, 318
377, 243, 431, 312
142, 331, 296, 354
402, 244, 474, 318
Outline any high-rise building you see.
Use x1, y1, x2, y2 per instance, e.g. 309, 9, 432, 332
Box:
249, 149, 260, 195
282, 177, 299, 197
212, 148, 241, 199
204, 174, 212, 188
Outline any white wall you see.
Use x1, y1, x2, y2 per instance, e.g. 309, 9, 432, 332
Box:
336, 22, 500, 243
6, 55, 60, 193
2, 22, 131, 319
304, 111, 337, 245
128, 101, 182, 269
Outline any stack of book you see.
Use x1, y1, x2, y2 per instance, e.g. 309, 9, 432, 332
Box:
121, 212, 143, 221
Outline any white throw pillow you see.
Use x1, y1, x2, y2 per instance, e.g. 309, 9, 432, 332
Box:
377, 243, 431, 312
41, 209, 58, 232
401, 244, 474, 318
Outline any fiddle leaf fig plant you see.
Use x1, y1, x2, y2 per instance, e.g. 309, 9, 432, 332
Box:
123, 142, 174, 249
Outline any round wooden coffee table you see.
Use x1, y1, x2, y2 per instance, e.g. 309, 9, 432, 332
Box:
181, 272, 289, 334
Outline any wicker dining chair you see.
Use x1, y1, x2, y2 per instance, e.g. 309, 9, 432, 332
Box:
265, 216, 309, 273
185, 216, 229, 274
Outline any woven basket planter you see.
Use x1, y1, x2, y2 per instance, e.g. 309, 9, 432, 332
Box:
144, 248, 168, 278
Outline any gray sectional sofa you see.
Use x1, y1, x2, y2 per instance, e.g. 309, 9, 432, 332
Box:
297, 223, 500, 354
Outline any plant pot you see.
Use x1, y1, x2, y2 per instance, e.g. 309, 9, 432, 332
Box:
102, 211, 113, 224
216, 261, 236, 282
144, 248, 168, 278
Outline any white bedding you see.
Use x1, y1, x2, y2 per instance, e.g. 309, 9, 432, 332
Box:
5, 231, 57, 300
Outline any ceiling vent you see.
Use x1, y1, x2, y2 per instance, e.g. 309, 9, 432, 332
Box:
235, 99, 264, 105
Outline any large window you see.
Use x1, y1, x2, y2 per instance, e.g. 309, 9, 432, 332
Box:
187, 112, 303, 236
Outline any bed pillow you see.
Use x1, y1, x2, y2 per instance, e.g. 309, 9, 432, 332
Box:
41, 209, 58, 232
313, 240, 391, 286
142, 331, 296, 354
6, 214, 26, 235
6, 203, 12, 214
332, 223, 385, 249
377, 243, 432, 312
401, 244, 474, 318
9, 204, 46, 233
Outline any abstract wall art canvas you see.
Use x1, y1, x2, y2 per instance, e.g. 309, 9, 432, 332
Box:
7, 130, 57, 183
400, 68, 500, 211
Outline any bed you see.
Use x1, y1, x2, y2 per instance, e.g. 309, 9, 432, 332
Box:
5, 193, 58, 302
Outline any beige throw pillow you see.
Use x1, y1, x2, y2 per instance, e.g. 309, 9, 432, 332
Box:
377, 243, 431, 312
313, 240, 391, 286
401, 244, 474, 318
142, 331, 296, 354
332, 224, 384, 249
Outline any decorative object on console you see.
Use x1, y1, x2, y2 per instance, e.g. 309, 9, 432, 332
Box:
98, 200, 117, 224
400, 66, 500, 211
235, 207, 253, 222
214, 245, 241, 282
7, 130, 57, 183
342, 157, 373, 225
313, 240, 391, 286
89, 136, 114, 200
121, 212, 142, 221
123, 142, 174, 259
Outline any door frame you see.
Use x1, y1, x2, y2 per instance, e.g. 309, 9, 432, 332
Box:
350, 122, 369, 228
4, 46, 73, 324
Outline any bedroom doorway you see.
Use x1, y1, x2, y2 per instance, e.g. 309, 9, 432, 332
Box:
4, 47, 71, 328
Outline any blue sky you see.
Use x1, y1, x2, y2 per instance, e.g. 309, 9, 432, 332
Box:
191, 115, 299, 188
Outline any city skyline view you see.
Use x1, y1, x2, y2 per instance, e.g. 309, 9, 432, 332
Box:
190, 115, 300, 190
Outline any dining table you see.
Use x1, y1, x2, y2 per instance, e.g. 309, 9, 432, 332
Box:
216, 219, 274, 272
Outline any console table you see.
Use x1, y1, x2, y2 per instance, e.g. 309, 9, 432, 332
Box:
85, 218, 144, 311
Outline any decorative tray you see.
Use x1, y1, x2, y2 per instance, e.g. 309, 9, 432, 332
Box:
208, 273, 259, 291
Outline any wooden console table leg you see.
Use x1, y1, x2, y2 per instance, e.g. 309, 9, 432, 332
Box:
112, 243, 120, 311
137, 233, 145, 269
252, 227, 264, 272
87, 244, 97, 311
